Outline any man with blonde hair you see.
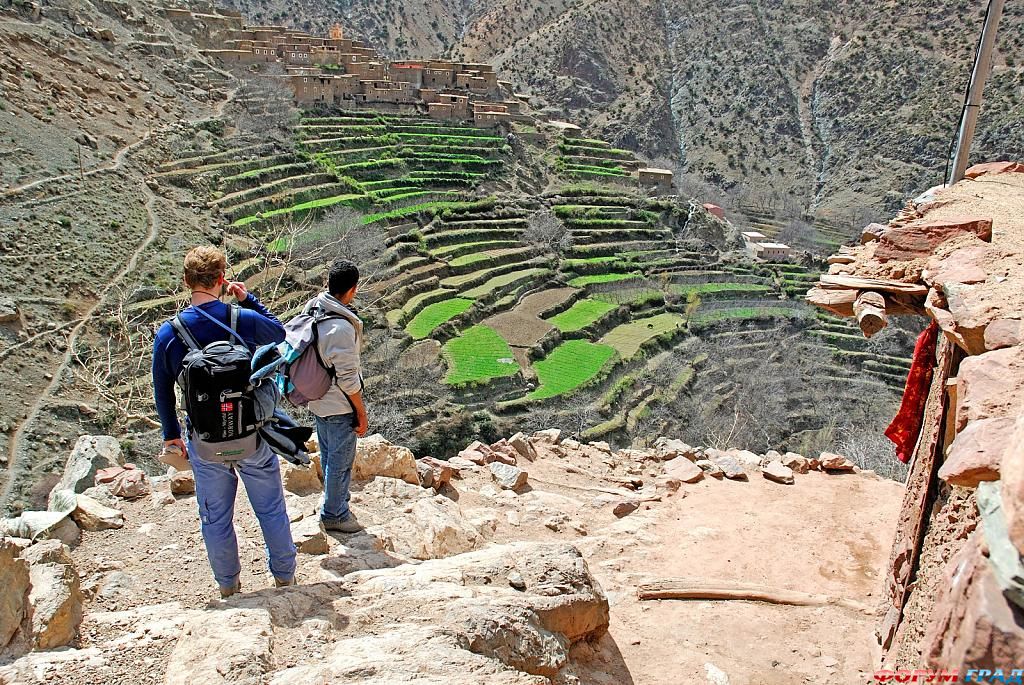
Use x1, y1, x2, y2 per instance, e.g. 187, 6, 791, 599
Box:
152, 246, 296, 598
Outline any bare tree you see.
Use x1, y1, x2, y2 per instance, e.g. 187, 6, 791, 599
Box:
524, 209, 572, 262
776, 218, 820, 251
232, 65, 299, 145
683, 290, 702, 327
290, 206, 389, 286
71, 288, 158, 432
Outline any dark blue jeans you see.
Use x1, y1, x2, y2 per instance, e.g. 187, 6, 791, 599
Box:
315, 414, 357, 523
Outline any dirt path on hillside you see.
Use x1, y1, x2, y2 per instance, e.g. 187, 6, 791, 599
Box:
1, 183, 162, 507
1, 88, 235, 200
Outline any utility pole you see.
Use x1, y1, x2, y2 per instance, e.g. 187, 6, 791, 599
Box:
949, 0, 1005, 185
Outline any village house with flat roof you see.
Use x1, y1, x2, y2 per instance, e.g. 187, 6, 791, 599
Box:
173, 11, 518, 127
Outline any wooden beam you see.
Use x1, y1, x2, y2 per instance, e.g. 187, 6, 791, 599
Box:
854, 290, 889, 338
636, 579, 873, 614
818, 274, 928, 297
807, 287, 857, 317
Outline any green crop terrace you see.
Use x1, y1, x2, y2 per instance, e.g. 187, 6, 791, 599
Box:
144, 110, 915, 457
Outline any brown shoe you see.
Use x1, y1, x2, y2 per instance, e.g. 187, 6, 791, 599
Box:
274, 576, 296, 588
323, 514, 362, 534
219, 579, 241, 599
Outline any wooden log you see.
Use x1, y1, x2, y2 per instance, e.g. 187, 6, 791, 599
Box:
636, 579, 873, 614
854, 290, 888, 338
818, 274, 928, 296
806, 287, 857, 317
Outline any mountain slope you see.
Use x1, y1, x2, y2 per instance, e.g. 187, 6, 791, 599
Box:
221, 0, 1024, 216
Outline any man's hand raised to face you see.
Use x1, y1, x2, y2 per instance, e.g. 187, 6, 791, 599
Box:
224, 280, 249, 303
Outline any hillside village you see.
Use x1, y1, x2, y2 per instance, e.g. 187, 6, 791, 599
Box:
1, 0, 1023, 682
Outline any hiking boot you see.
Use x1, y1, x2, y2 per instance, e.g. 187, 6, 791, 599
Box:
274, 576, 296, 588
219, 579, 241, 599
323, 515, 362, 534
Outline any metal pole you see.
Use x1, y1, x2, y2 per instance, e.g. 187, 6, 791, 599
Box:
949, 0, 1005, 185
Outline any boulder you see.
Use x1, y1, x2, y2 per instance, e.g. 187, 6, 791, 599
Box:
663, 456, 704, 483
653, 438, 695, 461
353, 434, 418, 485
1, 511, 80, 545
923, 533, 1024, 671
695, 459, 725, 478
531, 428, 561, 444
48, 435, 124, 503
486, 441, 519, 466
819, 452, 856, 472
1000, 415, 1024, 551
874, 216, 993, 262
150, 490, 176, 508
964, 161, 1024, 178
170, 469, 196, 495
446, 456, 481, 474
938, 417, 1013, 488
0, 296, 18, 324
712, 456, 747, 481
761, 461, 795, 485
280, 461, 322, 496
109, 465, 150, 499
985, 319, 1024, 351
20, 540, 74, 567
416, 457, 453, 490
70, 493, 124, 531
29, 556, 83, 648
612, 501, 639, 518
781, 452, 810, 474
457, 447, 489, 465
0, 540, 30, 648
956, 346, 1024, 431
490, 462, 528, 491
165, 608, 274, 685
508, 432, 538, 462
728, 449, 763, 468
291, 518, 328, 555
372, 495, 481, 560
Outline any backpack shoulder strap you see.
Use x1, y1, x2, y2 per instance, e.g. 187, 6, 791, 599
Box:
229, 304, 240, 332
169, 315, 201, 352
192, 304, 247, 346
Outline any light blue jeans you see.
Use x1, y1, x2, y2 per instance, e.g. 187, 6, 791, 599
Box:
189, 440, 297, 590
315, 414, 358, 523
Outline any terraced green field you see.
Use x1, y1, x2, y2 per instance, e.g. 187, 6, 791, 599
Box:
442, 325, 520, 385
149, 109, 914, 462
406, 298, 474, 340
528, 340, 616, 400
547, 299, 617, 332
601, 313, 686, 359
568, 272, 640, 287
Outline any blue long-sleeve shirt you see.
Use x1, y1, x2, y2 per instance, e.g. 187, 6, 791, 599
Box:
152, 294, 285, 440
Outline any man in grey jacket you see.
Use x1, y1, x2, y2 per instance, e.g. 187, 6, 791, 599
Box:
307, 259, 368, 533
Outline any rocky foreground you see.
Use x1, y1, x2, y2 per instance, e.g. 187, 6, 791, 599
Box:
0, 431, 903, 684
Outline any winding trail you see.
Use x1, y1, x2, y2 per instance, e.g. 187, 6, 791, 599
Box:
1, 84, 235, 200
1, 182, 161, 507
1, 85, 238, 509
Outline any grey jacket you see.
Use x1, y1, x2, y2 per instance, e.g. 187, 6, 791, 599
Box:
305, 292, 363, 418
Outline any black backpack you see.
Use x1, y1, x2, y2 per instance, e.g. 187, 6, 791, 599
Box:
170, 306, 262, 444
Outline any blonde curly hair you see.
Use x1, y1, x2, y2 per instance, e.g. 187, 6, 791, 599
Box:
183, 246, 226, 290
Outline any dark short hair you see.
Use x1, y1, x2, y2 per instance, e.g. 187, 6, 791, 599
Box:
328, 259, 359, 296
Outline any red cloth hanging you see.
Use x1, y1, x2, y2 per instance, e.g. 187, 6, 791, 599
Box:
885, 321, 941, 463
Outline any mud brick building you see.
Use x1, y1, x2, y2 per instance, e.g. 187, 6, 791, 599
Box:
181, 10, 518, 127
